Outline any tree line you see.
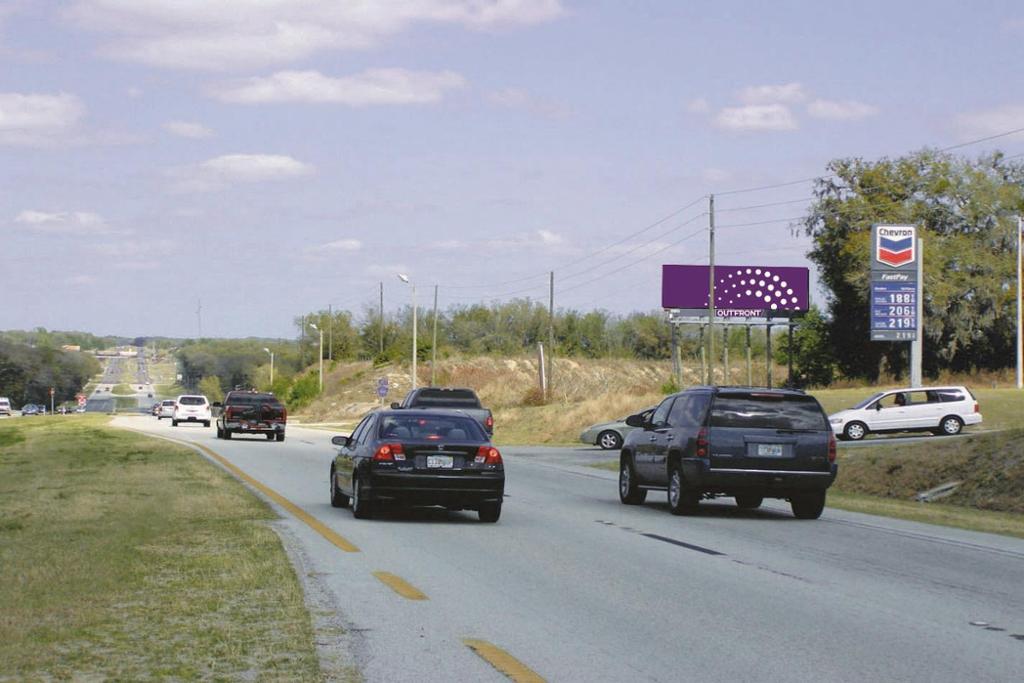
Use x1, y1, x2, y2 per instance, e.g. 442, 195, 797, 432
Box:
0, 338, 101, 406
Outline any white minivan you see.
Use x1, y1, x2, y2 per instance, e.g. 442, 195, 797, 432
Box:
829, 386, 982, 441
171, 395, 211, 428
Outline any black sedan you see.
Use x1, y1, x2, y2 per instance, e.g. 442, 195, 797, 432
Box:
329, 409, 505, 522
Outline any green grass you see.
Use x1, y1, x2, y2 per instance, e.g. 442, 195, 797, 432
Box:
0, 415, 323, 680
111, 383, 133, 394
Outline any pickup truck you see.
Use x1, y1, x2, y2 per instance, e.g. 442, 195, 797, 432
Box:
216, 390, 287, 441
391, 387, 494, 435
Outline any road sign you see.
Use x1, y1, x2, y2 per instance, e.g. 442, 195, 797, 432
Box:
871, 281, 918, 341
76, 394, 87, 406
376, 377, 389, 398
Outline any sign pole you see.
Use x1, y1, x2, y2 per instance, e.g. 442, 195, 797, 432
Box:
707, 194, 716, 384
1017, 216, 1022, 389
910, 237, 923, 387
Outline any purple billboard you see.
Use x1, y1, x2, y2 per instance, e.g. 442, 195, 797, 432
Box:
662, 264, 810, 317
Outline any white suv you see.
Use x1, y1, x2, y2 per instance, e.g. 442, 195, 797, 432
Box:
172, 395, 211, 427
0, 397, 11, 416
829, 386, 982, 441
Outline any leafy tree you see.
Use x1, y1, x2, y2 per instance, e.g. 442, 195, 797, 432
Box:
775, 306, 834, 387
800, 150, 1024, 379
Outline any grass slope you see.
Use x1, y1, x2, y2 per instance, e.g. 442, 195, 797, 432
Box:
0, 416, 322, 680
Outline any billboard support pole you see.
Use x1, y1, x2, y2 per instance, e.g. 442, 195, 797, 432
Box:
707, 194, 715, 384
699, 325, 706, 384
910, 238, 923, 387
787, 323, 794, 386
745, 325, 752, 385
765, 323, 773, 389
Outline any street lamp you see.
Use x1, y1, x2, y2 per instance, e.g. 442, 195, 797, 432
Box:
398, 273, 417, 390
263, 347, 274, 386
308, 323, 323, 392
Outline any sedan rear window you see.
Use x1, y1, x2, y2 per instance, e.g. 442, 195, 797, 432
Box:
161, 400, 176, 406
710, 393, 828, 430
378, 414, 485, 441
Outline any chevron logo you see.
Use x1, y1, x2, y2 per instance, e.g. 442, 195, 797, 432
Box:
876, 227, 915, 267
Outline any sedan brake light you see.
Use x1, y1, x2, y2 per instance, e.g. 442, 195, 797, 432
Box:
475, 446, 502, 465
373, 443, 404, 462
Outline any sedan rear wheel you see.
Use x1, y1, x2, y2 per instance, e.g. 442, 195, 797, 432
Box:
330, 469, 350, 509
351, 476, 373, 520
598, 430, 623, 450
478, 501, 501, 522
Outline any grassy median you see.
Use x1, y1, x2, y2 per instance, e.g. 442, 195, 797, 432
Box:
0, 415, 322, 680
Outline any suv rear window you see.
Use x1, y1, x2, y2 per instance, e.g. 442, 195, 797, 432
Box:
179, 396, 207, 406
411, 389, 481, 408
709, 393, 828, 430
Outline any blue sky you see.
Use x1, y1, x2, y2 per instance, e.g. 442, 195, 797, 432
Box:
2, 0, 1022, 338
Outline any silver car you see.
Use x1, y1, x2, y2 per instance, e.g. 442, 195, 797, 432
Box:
580, 406, 655, 450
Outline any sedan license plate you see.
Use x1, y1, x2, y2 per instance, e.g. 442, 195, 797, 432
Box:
757, 444, 784, 457
426, 455, 454, 469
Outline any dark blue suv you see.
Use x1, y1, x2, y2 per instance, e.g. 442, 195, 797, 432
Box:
619, 386, 837, 519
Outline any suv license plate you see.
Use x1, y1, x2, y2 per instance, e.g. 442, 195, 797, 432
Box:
426, 455, 454, 469
757, 444, 784, 457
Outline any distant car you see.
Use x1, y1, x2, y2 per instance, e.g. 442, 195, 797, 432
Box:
172, 394, 211, 428
75, 406, 86, 413
21, 404, 40, 416
330, 409, 505, 521
151, 403, 161, 416
0, 397, 10, 416
619, 386, 837, 519
829, 386, 982, 441
392, 387, 494, 435
580, 406, 655, 450
158, 399, 176, 419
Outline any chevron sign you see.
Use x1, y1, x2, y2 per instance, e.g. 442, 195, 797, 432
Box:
876, 226, 916, 267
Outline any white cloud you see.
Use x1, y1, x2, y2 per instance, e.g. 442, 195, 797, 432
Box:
170, 153, 314, 191
807, 99, 878, 121
65, 0, 564, 71
737, 82, 806, 105
537, 229, 564, 245
210, 69, 465, 105
685, 97, 710, 114
0, 92, 85, 146
64, 275, 97, 286
952, 105, 1024, 141
163, 120, 213, 138
701, 168, 731, 183
322, 238, 362, 251
714, 104, 797, 132
488, 87, 571, 119
14, 210, 111, 234
430, 239, 467, 250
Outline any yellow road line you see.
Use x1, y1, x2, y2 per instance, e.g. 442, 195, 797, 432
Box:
463, 639, 546, 683
372, 571, 428, 600
119, 426, 360, 553
190, 441, 360, 553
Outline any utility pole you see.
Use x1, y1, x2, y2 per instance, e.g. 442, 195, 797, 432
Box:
707, 194, 716, 384
548, 271, 555, 396
379, 282, 385, 355
431, 284, 439, 386
1017, 216, 1022, 389
328, 304, 333, 362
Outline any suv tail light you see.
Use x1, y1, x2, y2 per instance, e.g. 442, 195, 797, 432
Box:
828, 432, 837, 463
373, 443, 404, 462
281, 407, 288, 421
485, 414, 494, 432
475, 446, 502, 465
974, 402, 980, 413
696, 427, 709, 458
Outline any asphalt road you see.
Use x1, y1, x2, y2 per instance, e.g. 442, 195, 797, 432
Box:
115, 416, 1024, 682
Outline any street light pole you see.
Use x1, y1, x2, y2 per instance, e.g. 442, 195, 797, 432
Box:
308, 324, 323, 392
398, 274, 417, 390
263, 347, 274, 386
